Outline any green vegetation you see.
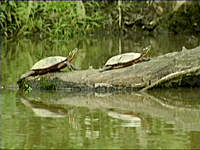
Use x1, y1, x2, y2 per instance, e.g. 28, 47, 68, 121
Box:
24, 83, 32, 92
0, 1, 105, 40
1, 1, 200, 40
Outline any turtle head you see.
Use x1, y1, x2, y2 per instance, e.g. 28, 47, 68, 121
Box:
68, 48, 78, 62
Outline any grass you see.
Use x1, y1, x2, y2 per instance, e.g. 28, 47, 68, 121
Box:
0, 1, 105, 40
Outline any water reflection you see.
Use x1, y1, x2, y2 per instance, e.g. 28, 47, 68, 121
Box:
20, 97, 68, 118
107, 111, 141, 127
1, 88, 200, 149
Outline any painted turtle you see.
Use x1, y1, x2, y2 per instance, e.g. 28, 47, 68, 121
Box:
18, 48, 78, 82
100, 47, 150, 72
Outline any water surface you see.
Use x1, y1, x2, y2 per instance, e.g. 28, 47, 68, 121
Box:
1, 88, 200, 149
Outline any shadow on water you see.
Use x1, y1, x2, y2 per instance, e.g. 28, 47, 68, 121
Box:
1, 88, 200, 149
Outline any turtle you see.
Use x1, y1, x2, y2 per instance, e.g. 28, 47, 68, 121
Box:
99, 47, 151, 72
17, 48, 78, 83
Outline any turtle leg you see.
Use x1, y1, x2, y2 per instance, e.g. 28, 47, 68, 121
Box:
65, 61, 77, 71
140, 57, 151, 62
70, 63, 77, 70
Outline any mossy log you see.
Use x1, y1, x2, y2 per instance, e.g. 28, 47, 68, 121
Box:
18, 46, 200, 91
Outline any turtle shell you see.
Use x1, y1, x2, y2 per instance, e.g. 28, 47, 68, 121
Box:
105, 52, 141, 66
31, 56, 67, 70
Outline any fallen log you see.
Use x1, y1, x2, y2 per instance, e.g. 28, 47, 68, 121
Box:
17, 46, 200, 91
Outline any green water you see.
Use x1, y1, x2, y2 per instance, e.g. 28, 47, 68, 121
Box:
1, 33, 200, 149
1, 88, 200, 149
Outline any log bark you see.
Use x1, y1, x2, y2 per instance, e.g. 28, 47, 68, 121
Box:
18, 46, 200, 91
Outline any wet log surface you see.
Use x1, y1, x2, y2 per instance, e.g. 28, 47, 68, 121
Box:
18, 46, 200, 91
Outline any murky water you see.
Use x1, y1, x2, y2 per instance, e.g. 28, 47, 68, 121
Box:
1, 88, 200, 149
1, 33, 200, 149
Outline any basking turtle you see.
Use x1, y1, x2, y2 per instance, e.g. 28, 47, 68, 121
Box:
100, 47, 150, 72
18, 48, 78, 82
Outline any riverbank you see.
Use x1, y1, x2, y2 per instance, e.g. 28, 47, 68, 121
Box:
1, 1, 200, 40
